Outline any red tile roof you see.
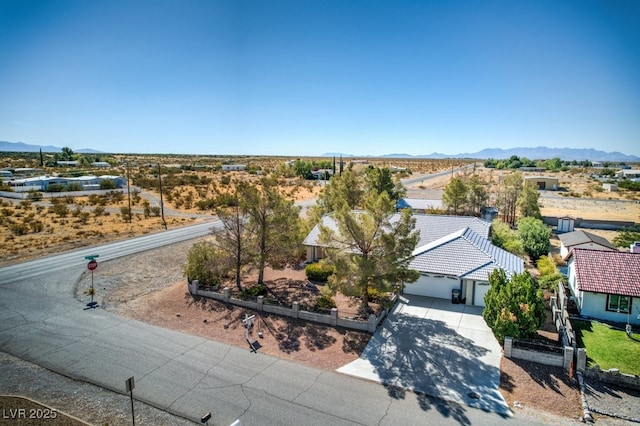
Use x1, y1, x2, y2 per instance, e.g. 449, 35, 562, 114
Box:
570, 248, 640, 297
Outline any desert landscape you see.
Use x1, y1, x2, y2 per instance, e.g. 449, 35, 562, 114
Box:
2, 155, 638, 266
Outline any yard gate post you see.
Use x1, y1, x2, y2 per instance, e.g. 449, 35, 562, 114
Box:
257, 296, 264, 312
292, 301, 299, 319
330, 308, 338, 326
563, 346, 574, 371
503, 337, 513, 358
576, 348, 587, 372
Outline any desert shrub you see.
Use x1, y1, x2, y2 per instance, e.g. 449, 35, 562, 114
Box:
220, 175, 231, 185
8, 222, 29, 236
51, 203, 69, 217
29, 220, 44, 233
79, 212, 90, 225
62, 195, 75, 204
1, 208, 13, 217
93, 206, 105, 217
315, 295, 336, 312
183, 241, 232, 287
151, 206, 161, 216
215, 193, 237, 207
142, 200, 151, 217
305, 262, 335, 282
120, 206, 131, 222
19, 200, 32, 210
109, 191, 124, 203
241, 283, 268, 298
27, 190, 42, 201
196, 198, 216, 210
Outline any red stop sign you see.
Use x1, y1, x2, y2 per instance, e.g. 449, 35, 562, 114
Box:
87, 260, 98, 271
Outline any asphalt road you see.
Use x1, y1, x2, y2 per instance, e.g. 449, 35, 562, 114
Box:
0, 190, 548, 425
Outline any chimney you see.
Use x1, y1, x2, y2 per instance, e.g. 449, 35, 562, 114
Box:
631, 242, 640, 254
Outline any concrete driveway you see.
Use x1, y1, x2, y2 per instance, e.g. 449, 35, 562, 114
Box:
338, 294, 510, 415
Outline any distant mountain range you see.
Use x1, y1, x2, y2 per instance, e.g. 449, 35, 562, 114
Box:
323, 147, 640, 162
0, 141, 102, 154
1, 140, 637, 162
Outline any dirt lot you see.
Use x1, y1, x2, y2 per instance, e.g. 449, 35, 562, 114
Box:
75, 239, 585, 420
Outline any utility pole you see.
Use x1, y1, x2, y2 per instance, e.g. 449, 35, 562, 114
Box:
126, 163, 132, 224
157, 163, 167, 230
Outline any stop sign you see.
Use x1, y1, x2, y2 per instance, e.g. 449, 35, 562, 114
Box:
87, 260, 98, 271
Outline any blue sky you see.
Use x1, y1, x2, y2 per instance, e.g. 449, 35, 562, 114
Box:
1, 0, 639, 156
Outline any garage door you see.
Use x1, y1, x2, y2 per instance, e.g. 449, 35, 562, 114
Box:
404, 274, 460, 300
473, 281, 491, 307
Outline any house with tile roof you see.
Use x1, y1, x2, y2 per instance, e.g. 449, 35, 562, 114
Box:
566, 248, 640, 326
558, 230, 619, 258
303, 213, 523, 307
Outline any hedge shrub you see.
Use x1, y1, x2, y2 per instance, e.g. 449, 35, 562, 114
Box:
305, 262, 334, 282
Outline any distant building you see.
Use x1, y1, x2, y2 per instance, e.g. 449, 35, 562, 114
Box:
56, 161, 79, 167
520, 167, 546, 172
8, 175, 126, 192
311, 169, 333, 180
523, 175, 558, 190
616, 169, 640, 179
91, 161, 111, 168
602, 183, 618, 192
221, 164, 246, 171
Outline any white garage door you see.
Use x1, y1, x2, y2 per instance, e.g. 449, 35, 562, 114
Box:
473, 281, 491, 307
404, 274, 460, 300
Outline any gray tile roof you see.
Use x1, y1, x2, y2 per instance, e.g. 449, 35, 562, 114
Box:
409, 227, 524, 280
303, 213, 491, 247
558, 230, 618, 251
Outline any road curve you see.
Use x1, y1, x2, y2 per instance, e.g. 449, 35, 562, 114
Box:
0, 221, 222, 285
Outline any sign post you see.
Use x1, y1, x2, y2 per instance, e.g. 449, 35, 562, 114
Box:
84, 255, 99, 308
126, 376, 135, 425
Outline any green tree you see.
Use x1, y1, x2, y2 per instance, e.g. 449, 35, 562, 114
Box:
442, 177, 467, 215
536, 255, 566, 291
613, 226, 640, 249
61, 146, 74, 161
490, 219, 524, 255
240, 178, 303, 284
319, 191, 419, 313
517, 217, 551, 261
292, 159, 312, 179
364, 167, 406, 203
184, 241, 232, 287
483, 269, 545, 343
312, 169, 364, 221
466, 174, 488, 216
517, 181, 541, 219
544, 157, 563, 171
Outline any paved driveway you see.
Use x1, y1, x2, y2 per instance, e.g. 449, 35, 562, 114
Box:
338, 294, 510, 415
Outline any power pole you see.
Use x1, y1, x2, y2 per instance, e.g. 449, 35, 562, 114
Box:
126, 163, 132, 224
157, 163, 167, 230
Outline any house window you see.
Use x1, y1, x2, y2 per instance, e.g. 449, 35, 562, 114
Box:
606, 295, 631, 313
